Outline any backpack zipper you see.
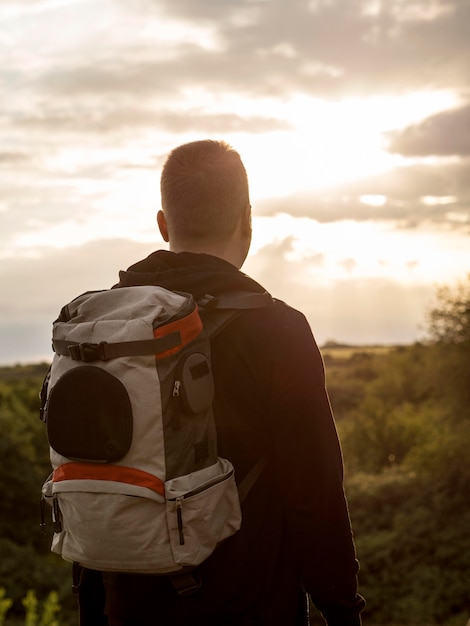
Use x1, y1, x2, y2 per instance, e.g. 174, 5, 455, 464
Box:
52, 496, 63, 533
175, 498, 184, 545
172, 380, 181, 397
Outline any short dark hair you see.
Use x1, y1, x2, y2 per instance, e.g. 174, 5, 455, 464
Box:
160, 140, 250, 243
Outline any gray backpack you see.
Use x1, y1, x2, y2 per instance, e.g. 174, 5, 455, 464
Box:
40, 285, 271, 575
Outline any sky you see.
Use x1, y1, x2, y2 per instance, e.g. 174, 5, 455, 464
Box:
1, 0, 470, 365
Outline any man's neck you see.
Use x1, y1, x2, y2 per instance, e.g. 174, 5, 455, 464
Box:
168, 241, 246, 269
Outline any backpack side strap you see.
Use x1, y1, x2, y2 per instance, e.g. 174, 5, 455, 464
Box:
53, 332, 182, 362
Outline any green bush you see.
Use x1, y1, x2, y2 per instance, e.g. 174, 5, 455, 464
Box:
346, 439, 470, 624
0, 589, 60, 626
0, 366, 76, 623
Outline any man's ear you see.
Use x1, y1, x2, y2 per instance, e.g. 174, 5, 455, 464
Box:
242, 203, 252, 236
157, 210, 170, 242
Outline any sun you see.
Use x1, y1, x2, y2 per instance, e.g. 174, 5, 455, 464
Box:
227, 90, 459, 201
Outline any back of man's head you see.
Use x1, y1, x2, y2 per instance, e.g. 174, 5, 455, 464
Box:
160, 140, 250, 246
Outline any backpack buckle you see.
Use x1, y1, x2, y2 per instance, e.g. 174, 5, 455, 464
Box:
68, 342, 107, 362
198, 294, 217, 309
170, 572, 201, 596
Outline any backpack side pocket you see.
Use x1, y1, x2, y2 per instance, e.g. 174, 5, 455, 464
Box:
165, 457, 241, 567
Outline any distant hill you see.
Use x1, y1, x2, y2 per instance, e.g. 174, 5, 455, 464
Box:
0, 361, 50, 382
320, 341, 404, 358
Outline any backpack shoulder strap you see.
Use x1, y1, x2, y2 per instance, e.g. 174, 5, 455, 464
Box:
198, 291, 274, 339
198, 291, 273, 311
198, 291, 272, 499
237, 456, 268, 503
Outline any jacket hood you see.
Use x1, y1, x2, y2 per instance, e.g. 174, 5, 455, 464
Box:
115, 250, 268, 299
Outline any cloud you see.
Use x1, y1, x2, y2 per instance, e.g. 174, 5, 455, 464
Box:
0, 234, 435, 364
7, 0, 466, 108
16, 108, 291, 136
1, 239, 156, 322
0, 152, 31, 165
244, 237, 435, 345
255, 160, 470, 229
148, 0, 470, 97
0, 176, 110, 249
387, 104, 470, 156
0, 239, 155, 362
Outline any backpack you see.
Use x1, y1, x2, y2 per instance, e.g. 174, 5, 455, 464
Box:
40, 284, 272, 577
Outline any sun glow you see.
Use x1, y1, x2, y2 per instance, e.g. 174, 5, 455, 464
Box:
224, 90, 460, 200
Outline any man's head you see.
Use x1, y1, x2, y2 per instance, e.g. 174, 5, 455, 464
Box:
158, 140, 252, 268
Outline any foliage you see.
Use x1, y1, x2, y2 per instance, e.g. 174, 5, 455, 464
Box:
0, 364, 75, 623
324, 275, 470, 623
347, 463, 470, 624
0, 589, 60, 626
423, 276, 470, 424
427, 273, 470, 344
323, 350, 381, 420
0, 589, 13, 626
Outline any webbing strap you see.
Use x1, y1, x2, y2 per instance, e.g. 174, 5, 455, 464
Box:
72, 562, 84, 597
53, 331, 181, 362
237, 456, 268, 504
170, 571, 201, 596
199, 291, 273, 310
198, 292, 274, 341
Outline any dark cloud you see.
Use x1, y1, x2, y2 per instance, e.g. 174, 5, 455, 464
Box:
387, 104, 470, 156
18, 108, 291, 135
39, 60, 174, 97
151, 0, 256, 22
165, 0, 470, 96
255, 160, 470, 229
30, 0, 470, 103
0, 152, 31, 165
333, 161, 470, 200
37, 51, 301, 100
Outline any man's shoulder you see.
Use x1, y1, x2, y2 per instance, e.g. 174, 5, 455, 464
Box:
262, 297, 310, 328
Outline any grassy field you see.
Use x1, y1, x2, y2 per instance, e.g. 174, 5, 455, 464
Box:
320, 342, 400, 359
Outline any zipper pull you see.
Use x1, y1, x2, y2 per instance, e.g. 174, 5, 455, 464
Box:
40, 497, 46, 535
176, 497, 184, 545
173, 380, 181, 397
39, 368, 51, 423
52, 497, 62, 533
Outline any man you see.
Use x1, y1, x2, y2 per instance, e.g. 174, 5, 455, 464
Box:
83, 139, 364, 625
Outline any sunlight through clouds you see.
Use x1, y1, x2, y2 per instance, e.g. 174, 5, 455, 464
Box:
250, 214, 469, 287
228, 90, 461, 198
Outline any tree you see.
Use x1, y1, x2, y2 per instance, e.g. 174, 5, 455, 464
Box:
425, 274, 470, 420
427, 273, 470, 344
0, 367, 75, 622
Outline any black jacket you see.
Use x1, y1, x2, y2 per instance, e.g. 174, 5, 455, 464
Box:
97, 250, 364, 626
